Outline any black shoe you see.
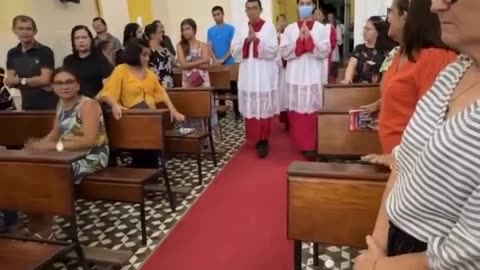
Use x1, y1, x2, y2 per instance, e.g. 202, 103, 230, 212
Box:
256, 140, 269, 159
302, 150, 317, 161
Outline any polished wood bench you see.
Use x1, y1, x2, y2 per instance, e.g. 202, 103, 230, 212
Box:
173, 66, 238, 114
317, 84, 381, 160
0, 109, 176, 246
163, 88, 218, 185
0, 150, 89, 270
317, 108, 382, 159
287, 161, 389, 270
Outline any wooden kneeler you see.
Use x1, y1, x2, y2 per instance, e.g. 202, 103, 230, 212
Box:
287, 161, 389, 269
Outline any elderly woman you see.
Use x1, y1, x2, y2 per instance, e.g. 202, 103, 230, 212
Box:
354, 0, 480, 269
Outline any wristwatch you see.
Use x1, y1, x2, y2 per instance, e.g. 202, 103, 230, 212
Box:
56, 140, 64, 152
20, 78, 27, 86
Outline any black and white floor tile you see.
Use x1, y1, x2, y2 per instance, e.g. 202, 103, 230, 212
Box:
38, 112, 358, 270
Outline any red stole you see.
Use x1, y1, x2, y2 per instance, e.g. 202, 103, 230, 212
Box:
242, 19, 265, 58
295, 20, 315, 57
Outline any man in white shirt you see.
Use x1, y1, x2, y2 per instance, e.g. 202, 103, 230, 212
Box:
231, 0, 279, 158
280, 0, 331, 159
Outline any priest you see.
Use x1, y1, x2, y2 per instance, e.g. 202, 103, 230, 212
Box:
280, 0, 331, 159
231, 0, 279, 158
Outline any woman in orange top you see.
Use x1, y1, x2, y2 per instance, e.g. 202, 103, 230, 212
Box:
361, 0, 456, 156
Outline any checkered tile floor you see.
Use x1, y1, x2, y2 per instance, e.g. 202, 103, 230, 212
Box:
14, 111, 359, 270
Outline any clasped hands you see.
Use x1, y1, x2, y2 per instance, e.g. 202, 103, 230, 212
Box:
246, 25, 258, 42
298, 22, 311, 40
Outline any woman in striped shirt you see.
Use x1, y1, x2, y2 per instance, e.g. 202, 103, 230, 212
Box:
354, 0, 480, 269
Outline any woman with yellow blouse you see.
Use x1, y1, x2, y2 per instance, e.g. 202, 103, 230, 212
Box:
97, 39, 184, 121
97, 39, 184, 168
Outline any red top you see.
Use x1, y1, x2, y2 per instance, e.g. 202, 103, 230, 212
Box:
378, 48, 456, 154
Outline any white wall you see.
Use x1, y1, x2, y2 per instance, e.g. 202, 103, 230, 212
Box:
354, 0, 392, 46
98, 0, 130, 44
230, 0, 273, 36
0, 1, 99, 67
152, 0, 232, 46
152, 0, 273, 46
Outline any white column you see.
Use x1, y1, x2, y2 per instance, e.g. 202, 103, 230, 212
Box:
353, 0, 392, 46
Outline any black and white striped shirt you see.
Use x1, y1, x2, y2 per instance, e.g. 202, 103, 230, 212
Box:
387, 55, 480, 270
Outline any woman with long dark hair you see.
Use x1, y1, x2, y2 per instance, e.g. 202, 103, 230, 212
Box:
176, 18, 211, 87
361, 0, 456, 156
143, 23, 174, 87
341, 16, 395, 84
115, 23, 143, 65
63, 25, 113, 98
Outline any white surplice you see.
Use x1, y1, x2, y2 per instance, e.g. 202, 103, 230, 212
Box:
231, 21, 280, 119
280, 21, 331, 113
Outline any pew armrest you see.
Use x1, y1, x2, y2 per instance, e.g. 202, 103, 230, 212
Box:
288, 161, 390, 181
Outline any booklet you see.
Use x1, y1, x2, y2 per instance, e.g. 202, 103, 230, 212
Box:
349, 109, 374, 131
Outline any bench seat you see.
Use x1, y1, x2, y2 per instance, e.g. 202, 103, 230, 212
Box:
0, 238, 73, 270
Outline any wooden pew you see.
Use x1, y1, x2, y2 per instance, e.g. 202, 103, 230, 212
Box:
0, 150, 89, 269
318, 83, 382, 159
317, 108, 382, 159
323, 83, 380, 109
173, 66, 237, 113
0, 109, 175, 246
162, 88, 218, 184
287, 161, 389, 270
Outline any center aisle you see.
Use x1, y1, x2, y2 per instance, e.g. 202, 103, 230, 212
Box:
141, 121, 303, 270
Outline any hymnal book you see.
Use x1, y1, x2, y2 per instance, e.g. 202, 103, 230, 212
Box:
349, 109, 373, 131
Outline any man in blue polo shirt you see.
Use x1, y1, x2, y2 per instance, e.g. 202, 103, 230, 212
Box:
207, 6, 239, 118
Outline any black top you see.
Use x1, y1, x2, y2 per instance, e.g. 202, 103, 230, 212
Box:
162, 35, 176, 57
63, 51, 113, 98
149, 48, 174, 87
6, 41, 58, 110
351, 44, 386, 83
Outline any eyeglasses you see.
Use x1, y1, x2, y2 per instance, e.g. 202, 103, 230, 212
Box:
53, 80, 76, 87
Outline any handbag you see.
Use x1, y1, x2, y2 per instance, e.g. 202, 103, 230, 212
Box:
0, 87, 13, 110
186, 70, 204, 87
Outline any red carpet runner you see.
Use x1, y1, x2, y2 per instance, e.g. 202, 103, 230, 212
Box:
141, 122, 303, 270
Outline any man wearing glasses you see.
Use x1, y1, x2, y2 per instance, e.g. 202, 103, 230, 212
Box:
5, 15, 57, 110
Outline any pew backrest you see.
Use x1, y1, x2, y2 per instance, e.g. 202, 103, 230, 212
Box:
0, 150, 83, 217
317, 108, 382, 156
287, 161, 389, 248
105, 109, 167, 150
323, 83, 380, 109
172, 66, 232, 89
165, 88, 213, 119
0, 110, 54, 147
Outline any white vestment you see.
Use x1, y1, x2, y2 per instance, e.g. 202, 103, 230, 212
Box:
231, 21, 280, 119
280, 21, 331, 113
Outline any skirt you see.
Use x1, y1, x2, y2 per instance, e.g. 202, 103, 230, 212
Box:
387, 221, 427, 256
